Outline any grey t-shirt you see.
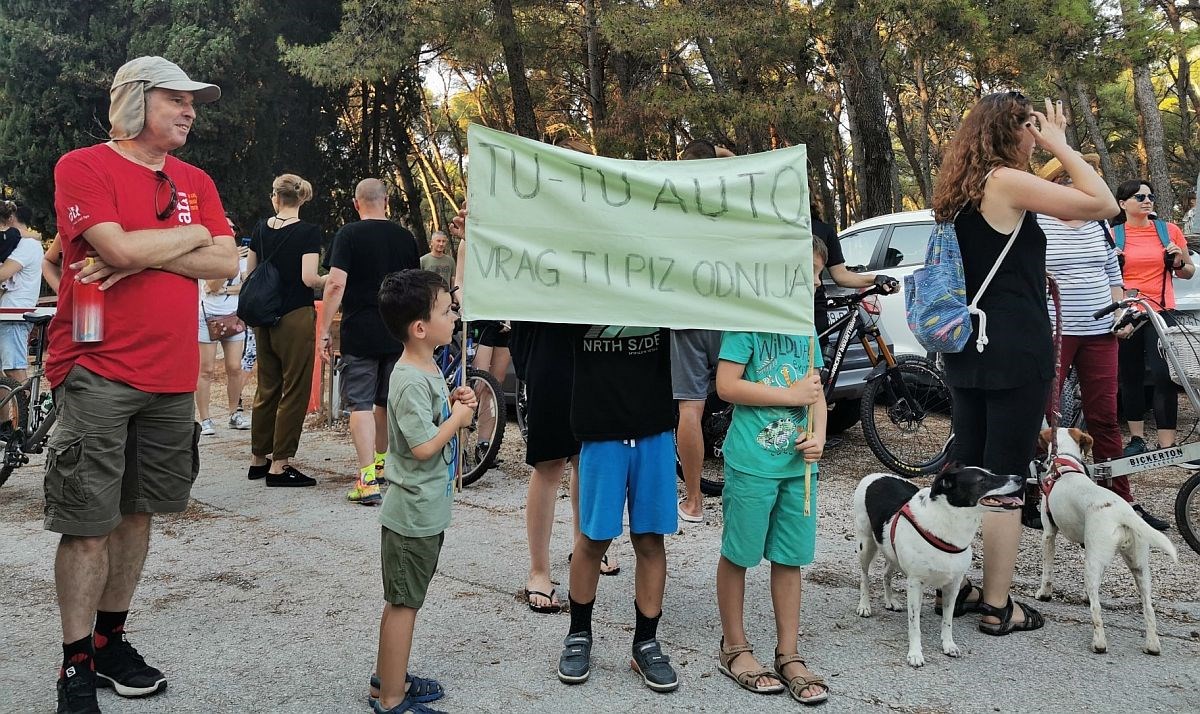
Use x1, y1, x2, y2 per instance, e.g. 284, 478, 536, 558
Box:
380, 362, 455, 537
420, 253, 456, 286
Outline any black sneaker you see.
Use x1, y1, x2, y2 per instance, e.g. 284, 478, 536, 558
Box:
265, 465, 316, 487
247, 459, 271, 481
557, 632, 592, 684
1123, 436, 1148, 457
630, 638, 678, 692
1133, 504, 1171, 531
93, 633, 166, 698
57, 661, 100, 713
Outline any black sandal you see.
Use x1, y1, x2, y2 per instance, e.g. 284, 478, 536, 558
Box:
977, 596, 1045, 636
934, 580, 984, 617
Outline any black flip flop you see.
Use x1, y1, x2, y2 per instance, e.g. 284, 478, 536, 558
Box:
525, 588, 562, 613
978, 596, 1045, 635
566, 553, 621, 576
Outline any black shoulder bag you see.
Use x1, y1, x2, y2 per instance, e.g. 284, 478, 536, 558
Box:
237, 219, 295, 328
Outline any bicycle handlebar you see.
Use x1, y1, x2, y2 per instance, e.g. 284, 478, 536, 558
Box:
822, 281, 896, 309
1092, 302, 1122, 320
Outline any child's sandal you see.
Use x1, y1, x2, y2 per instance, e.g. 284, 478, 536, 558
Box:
718, 639, 785, 694
773, 653, 829, 705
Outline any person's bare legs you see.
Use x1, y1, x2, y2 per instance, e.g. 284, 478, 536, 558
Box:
375, 604, 418, 710
96, 513, 152, 612
3, 367, 28, 384
56, 535, 111, 642
221, 341, 243, 413
349, 409, 377, 472
374, 406, 387, 454
676, 400, 705, 519
568, 534, 610, 606
716, 556, 776, 688
565, 455, 618, 573
629, 533, 665, 622
771, 562, 823, 698
196, 342, 216, 422
980, 510, 1031, 624
526, 457, 567, 609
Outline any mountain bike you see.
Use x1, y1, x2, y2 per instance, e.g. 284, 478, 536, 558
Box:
436, 324, 506, 486
0, 313, 57, 488
677, 283, 956, 495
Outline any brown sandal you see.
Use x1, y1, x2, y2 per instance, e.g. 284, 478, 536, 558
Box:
717, 639, 785, 694
773, 652, 829, 705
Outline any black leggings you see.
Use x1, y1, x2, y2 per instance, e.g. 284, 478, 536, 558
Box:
949, 379, 1052, 477
1117, 314, 1177, 430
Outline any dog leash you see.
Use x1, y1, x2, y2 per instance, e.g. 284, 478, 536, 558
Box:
889, 503, 967, 554
1045, 276, 1063, 459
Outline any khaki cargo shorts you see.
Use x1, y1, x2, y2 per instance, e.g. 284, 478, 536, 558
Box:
381, 527, 444, 609
43, 365, 200, 536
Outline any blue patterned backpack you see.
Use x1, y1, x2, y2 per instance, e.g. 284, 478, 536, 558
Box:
904, 212, 1023, 354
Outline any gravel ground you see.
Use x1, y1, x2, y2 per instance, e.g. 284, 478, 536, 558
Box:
2, 383, 1199, 712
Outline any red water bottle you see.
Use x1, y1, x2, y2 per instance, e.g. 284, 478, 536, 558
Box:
73, 258, 104, 342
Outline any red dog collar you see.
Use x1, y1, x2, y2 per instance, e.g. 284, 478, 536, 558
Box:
889, 502, 967, 554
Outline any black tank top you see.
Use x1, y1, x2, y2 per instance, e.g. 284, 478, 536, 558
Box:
941, 207, 1055, 390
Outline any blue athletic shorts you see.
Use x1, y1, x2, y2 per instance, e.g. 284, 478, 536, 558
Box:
577, 430, 677, 541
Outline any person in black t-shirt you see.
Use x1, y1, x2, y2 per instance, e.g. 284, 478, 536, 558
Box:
246, 174, 327, 488
810, 205, 899, 344
558, 324, 680, 693
318, 179, 420, 505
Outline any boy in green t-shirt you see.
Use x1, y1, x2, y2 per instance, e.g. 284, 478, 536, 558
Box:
369, 270, 476, 714
712, 238, 830, 705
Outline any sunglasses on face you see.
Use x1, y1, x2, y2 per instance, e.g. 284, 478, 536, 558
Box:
1131, 193, 1156, 203
155, 170, 178, 221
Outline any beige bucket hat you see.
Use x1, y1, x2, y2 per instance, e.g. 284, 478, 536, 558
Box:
108, 56, 221, 140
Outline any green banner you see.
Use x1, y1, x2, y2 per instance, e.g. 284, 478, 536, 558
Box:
463, 124, 814, 334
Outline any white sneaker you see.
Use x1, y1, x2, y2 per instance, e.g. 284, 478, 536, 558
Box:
228, 412, 251, 430
199, 418, 216, 436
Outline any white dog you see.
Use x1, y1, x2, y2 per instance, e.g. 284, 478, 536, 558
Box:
854, 466, 1024, 667
1035, 427, 1178, 654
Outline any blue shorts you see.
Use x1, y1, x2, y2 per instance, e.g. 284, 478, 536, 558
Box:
577, 430, 677, 541
0, 321, 32, 370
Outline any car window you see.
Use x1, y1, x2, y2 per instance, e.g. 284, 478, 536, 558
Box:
837, 227, 883, 271
883, 222, 935, 268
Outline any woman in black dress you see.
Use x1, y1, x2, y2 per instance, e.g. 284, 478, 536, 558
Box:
930, 95, 1117, 634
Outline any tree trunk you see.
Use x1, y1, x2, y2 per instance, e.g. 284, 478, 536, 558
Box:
883, 72, 930, 206
1074, 79, 1118, 191
1133, 63, 1175, 218
583, 0, 606, 134
831, 9, 894, 219
491, 0, 539, 138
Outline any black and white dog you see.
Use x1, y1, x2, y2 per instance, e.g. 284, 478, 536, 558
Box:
1035, 427, 1178, 655
854, 465, 1024, 667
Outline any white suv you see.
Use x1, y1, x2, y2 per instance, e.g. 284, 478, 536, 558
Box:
836, 210, 1200, 356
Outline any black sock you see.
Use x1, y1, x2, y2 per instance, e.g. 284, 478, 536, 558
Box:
568, 596, 594, 636
62, 635, 93, 673
633, 601, 660, 644
94, 610, 128, 649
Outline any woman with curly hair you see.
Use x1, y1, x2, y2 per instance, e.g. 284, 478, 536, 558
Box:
930, 95, 1116, 634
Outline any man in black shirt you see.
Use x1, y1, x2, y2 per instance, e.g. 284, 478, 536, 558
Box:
318, 178, 420, 505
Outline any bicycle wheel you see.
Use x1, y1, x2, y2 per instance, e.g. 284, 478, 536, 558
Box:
1176, 470, 1200, 555
0, 376, 29, 487
515, 379, 529, 444
459, 367, 506, 486
859, 355, 954, 477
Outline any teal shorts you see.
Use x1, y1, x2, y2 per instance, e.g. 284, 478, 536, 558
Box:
720, 465, 818, 568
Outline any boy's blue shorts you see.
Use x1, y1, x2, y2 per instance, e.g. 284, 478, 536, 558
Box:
577, 430, 677, 541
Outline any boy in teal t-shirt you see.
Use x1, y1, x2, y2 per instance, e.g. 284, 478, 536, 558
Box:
711, 239, 830, 704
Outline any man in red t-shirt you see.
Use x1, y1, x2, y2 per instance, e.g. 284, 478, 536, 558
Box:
48, 56, 237, 714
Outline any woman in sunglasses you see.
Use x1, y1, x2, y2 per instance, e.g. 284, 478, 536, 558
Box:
1112, 180, 1196, 496
931, 94, 1117, 635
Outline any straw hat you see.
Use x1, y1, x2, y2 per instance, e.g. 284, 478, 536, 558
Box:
1037, 153, 1101, 182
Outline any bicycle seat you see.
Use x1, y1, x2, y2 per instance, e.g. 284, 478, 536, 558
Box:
22, 313, 52, 326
